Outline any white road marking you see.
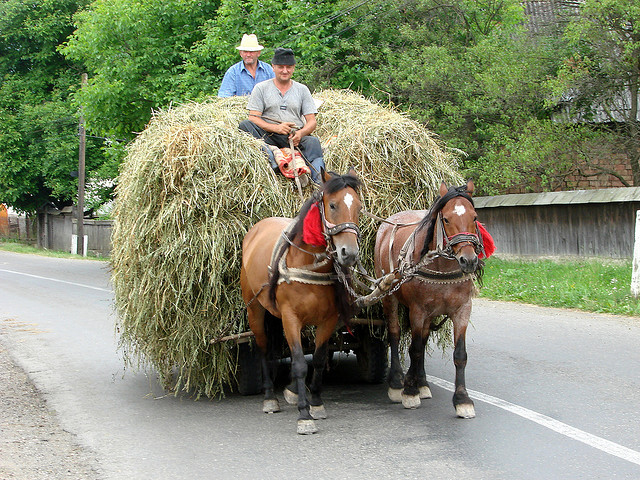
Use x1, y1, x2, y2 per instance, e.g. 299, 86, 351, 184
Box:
427, 375, 640, 466
454, 204, 466, 216
0, 268, 111, 292
344, 192, 353, 210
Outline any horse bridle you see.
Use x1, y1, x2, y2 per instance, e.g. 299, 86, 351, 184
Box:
315, 193, 361, 246
272, 192, 361, 289
435, 211, 485, 259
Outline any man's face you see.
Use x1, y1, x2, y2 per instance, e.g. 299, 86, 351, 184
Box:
239, 50, 261, 66
273, 64, 295, 82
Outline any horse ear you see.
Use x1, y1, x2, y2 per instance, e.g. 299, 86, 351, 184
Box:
321, 168, 329, 184
346, 167, 358, 179
466, 179, 475, 196
439, 181, 448, 197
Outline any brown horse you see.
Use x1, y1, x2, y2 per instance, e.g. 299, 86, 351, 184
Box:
240, 168, 361, 434
374, 180, 483, 418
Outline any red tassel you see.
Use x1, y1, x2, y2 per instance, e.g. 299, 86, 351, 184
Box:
477, 222, 495, 259
302, 203, 327, 246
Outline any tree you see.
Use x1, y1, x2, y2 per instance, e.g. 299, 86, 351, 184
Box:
60, 0, 220, 142
548, 0, 640, 185
0, 0, 110, 213
314, 0, 567, 194
61, 0, 343, 146
184, 0, 342, 88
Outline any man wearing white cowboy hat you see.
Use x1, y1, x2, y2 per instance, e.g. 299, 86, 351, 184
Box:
218, 34, 275, 97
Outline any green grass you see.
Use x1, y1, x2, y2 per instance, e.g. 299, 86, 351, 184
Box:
0, 241, 102, 260
479, 256, 640, 317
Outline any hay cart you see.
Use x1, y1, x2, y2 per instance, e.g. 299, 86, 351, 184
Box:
215, 270, 400, 396
111, 90, 461, 399
215, 317, 388, 396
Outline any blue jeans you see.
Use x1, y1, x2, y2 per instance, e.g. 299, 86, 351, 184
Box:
239, 120, 325, 183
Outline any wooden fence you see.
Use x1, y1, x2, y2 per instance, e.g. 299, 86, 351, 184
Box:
36, 207, 112, 257
474, 187, 640, 259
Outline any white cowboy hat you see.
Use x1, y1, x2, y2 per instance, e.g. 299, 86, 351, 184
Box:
236, 34, 264, 52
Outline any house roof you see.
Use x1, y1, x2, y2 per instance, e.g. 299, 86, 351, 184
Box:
474, 186, 640, 208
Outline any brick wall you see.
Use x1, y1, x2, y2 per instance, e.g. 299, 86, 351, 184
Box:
504, 152, 635, 194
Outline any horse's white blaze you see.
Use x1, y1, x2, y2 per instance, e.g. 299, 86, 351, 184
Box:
454, 204, 466, 216
344, 192, 354, 210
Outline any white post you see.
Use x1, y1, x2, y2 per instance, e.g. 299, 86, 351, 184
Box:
71, 234, 88, 257
631, 210, 640, 297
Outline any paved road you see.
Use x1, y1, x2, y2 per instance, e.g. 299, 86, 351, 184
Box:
1, 250, 639, 479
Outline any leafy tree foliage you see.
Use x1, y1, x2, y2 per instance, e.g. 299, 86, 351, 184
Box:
60, 0, 220, 141
314, 0, 572, 194
185, 0, 341, 88
0, 0, 108, 213
3, 0, 636, 212
548, 0, 640, 185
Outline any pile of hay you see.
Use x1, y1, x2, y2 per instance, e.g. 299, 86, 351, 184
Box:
111, 89, 461, 397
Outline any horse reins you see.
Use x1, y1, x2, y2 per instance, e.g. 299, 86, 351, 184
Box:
385, 189, 484, 288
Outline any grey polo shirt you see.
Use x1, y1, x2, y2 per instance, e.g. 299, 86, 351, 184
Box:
247, 79, 317, 129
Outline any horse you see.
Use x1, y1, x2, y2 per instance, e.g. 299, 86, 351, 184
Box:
240, 168, 362, 434
374, 179, 486, 418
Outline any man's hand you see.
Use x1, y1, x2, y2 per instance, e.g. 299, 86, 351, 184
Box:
289, 129, 303, 146
275, 121, 297, 135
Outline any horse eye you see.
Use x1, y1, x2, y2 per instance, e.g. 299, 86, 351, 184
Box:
329, 202, 336, 210
443, 217, 449, 224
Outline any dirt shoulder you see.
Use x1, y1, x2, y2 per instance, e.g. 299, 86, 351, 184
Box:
0, 343, 101, 480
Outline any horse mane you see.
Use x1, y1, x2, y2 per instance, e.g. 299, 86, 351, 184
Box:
268, 171, 361, 320
417, 184, 484, 281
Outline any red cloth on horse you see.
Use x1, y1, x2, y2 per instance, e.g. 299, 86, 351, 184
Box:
302, 203, 326, 246
477, 222, 495, 258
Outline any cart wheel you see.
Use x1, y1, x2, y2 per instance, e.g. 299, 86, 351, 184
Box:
355, 331, 388, 384
236, 341, 263, 395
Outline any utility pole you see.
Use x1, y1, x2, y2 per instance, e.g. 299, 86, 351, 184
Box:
76, 73, 87, 256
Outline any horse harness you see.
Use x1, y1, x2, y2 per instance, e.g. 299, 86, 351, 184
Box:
270, 195, 361, 287
388, 191, 485, 285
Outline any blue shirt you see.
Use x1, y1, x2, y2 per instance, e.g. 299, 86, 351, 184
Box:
217, 60, 275, 97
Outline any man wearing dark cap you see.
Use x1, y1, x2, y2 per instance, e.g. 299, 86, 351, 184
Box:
239, 48, 325, 183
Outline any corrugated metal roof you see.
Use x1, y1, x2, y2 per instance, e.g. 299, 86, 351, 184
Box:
474, 186, 640, 208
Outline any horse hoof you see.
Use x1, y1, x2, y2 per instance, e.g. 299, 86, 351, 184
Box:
419, 386, 432, 399
456, 403, 476, 418
388, 388, 403, 403
402, 394, 421, 409
262, 399, 280, 414
297, 419, 318, 435
283, 388, 298, 405
310, 405, 327, 420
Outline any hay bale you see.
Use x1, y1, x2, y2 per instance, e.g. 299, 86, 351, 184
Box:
111, 89, 461, 397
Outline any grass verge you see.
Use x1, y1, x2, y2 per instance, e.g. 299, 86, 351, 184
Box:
479, 256, 640, 317
0, 241, 102, 260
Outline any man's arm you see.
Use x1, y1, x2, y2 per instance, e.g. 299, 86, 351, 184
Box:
289, 114, 316, 146
248, 110, 296, 136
